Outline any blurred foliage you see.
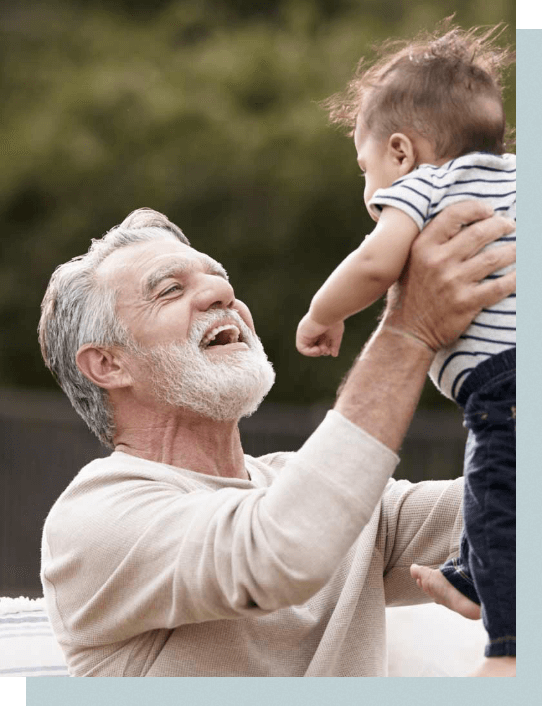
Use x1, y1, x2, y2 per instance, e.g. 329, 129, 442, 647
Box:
0, 0, 515, 409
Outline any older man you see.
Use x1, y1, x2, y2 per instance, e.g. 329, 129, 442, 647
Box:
39, 204, 515, 677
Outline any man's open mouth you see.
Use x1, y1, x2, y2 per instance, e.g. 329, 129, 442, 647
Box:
200, 323, 244, 349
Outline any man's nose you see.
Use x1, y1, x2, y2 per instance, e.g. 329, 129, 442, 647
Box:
193, 273, 236, 311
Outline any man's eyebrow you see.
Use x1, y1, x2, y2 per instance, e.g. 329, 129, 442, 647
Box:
199, 255, 229, 280
142, 257, 228, 298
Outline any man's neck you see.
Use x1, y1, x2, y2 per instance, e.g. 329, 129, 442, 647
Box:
113, 405, 247, 480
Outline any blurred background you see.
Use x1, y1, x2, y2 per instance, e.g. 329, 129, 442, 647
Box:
1, 0, 515, 596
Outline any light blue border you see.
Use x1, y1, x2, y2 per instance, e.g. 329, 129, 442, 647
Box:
27, 25, 533, 706
27, 676, 520, 705
516, 27, 541, 690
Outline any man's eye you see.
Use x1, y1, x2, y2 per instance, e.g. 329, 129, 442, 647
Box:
161, 284, 182, 296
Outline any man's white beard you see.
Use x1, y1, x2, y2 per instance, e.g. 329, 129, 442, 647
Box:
133, 310, 275, 421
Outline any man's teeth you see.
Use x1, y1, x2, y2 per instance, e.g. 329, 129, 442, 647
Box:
201, 324, 241, 348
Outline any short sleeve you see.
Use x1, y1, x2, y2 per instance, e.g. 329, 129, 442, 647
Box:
368, 168, 435, 230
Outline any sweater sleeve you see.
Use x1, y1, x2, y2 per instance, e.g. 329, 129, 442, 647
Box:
42, 411, 399, 646
379, 476, 464, 606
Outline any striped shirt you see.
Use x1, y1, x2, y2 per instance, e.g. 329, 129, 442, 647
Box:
369, 152, 516, 401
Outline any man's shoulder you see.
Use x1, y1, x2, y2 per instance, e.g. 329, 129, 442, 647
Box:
44, 450, 290, 528
43, 454, 117, 522
48, 452, 183, 499
43, 452, 208, 535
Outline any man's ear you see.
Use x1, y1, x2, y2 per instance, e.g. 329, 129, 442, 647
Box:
76, 344, 133, 390
387, 133, 417, 174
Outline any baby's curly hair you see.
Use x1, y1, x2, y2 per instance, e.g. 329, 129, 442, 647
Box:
324, 20, 515, 159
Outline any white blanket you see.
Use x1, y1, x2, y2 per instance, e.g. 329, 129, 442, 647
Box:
0, 597, 486, 677
0, 597, 69, 677
386, 603, 486, 676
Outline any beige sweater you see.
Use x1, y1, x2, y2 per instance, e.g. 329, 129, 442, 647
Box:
41, 411, 463, 677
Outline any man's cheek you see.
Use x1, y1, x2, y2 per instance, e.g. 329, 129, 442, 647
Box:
234, 300, 256, 333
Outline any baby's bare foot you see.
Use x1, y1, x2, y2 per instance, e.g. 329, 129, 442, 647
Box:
410, 564, 481, 620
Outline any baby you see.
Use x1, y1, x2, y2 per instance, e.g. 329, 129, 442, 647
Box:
297, 24, 516, 676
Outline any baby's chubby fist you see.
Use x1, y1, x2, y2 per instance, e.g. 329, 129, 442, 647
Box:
296, 314, 344, 358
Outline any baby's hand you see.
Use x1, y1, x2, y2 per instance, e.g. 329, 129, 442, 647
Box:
296, 314, 345, 357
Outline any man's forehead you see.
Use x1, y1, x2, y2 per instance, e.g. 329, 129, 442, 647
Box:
98, 238, 226, 283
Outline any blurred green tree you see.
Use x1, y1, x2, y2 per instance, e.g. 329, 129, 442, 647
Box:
0, 0, 515, 409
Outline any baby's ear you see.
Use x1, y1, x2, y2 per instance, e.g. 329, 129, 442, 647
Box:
387, 133, 416, 173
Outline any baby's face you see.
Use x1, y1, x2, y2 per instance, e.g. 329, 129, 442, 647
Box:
354, 117, 404, 220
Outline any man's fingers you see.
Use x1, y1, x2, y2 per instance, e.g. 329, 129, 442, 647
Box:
464, 242, 516, 281
387, 200, 515, 351
473, 270, 516, 310
417, 201, 494, 245
445, 215, 516, 261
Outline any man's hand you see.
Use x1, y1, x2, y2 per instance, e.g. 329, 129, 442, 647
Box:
333, 201, 515, 452
296, 314, 344, 357
383, 201, 516, 351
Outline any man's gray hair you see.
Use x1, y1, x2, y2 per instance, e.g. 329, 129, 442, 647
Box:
39, 208, 190, 448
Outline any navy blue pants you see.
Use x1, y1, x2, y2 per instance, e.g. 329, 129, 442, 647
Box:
440, 348, 515, 658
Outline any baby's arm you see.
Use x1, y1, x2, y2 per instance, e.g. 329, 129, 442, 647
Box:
310, 207, 420, 323
296, 207, 420, 357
